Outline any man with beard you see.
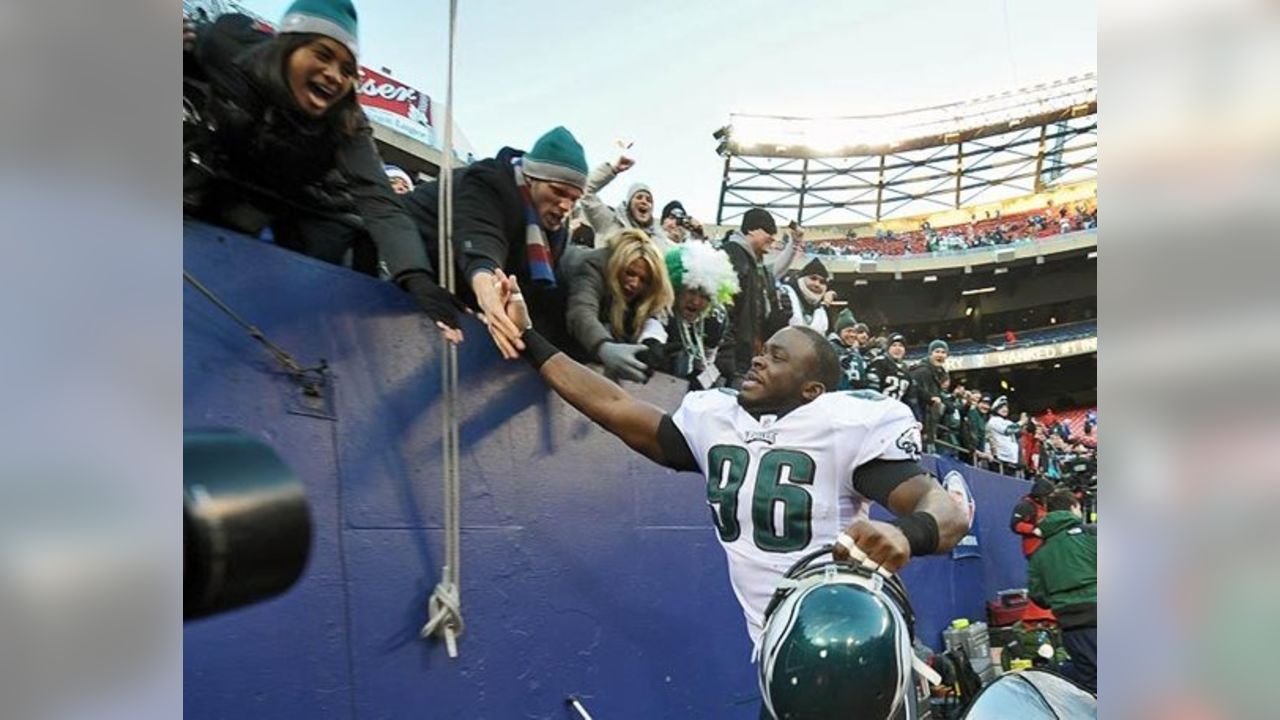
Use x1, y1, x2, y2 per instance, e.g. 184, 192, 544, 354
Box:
866, 332, 913, 404
578, 153, 667, 250
779, 258, 836, 334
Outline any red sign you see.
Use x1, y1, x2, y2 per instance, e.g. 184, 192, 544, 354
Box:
356, 67, 433, 129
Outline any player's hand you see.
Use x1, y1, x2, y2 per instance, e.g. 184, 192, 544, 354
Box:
495, 269, 532, 333
471, 270, 526, 360
613, 155, 635, 174
835, 519, 911, 574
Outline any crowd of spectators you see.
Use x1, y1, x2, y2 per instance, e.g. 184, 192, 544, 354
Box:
807, 200, 1098, 260
182, 0, 1094, 481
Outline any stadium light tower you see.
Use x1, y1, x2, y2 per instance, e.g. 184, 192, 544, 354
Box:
714, 74, 1097, 226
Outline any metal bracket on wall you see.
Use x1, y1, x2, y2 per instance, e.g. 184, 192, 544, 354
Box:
284, 361, 336, 421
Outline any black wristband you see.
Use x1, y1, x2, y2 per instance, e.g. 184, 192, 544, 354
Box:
891, 511, 940, 557
522, 329, 560, 370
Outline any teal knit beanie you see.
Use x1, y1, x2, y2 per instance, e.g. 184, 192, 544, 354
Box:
280, 0, 359, 57
835, 308, 857, 332
522, 126, 589, 191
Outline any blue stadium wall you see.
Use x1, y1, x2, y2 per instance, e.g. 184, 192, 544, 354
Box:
183, 222, 1032, 719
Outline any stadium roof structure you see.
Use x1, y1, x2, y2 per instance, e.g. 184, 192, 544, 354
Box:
714, 73, 1097, 225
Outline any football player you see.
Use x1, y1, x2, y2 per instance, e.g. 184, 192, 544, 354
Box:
498, 271, 967, 665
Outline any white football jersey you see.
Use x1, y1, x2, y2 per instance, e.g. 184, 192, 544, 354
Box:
670, 389, 922, 650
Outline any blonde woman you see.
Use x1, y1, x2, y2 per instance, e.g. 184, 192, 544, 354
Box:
562, 228, 674, 381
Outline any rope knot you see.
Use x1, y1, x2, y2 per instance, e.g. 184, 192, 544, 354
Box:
420, 575, 464, 658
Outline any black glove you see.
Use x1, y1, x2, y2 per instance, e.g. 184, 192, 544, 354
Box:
401, 273, 468, 330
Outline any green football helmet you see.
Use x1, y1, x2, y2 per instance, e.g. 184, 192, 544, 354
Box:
758, 546, 921, 720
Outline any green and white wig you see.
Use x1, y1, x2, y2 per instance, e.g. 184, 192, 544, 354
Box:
665, 243, 739, 317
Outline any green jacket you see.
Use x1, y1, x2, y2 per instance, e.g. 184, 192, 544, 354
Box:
1027, 510, 1097, 629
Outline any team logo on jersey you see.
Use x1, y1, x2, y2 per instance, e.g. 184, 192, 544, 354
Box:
894, 425, 922, 459
744, 429, 778, 445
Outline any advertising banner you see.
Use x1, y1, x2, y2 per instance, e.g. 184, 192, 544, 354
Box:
935, 454, 982, 559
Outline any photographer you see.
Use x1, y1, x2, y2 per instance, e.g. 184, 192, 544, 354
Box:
659, 201, 707, 245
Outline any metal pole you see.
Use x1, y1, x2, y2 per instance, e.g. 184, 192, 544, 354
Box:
1033, 123, 1048, 193
716, 153, 731, 225
874, 154, 886, 222
797, 158, 809, 224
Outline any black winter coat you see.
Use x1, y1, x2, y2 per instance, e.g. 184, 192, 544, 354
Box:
402, 147, 575, 344
720, 236, 788, 383
182, 14, 430, 281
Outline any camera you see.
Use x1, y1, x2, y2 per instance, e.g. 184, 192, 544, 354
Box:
185, 430, 311, 620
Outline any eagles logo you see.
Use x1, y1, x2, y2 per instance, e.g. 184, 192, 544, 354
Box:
894, 425, 922, 459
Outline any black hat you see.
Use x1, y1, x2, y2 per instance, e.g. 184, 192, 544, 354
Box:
887, 332, 906, 347
661, 200, 687, 222
980, 394, 993, 404
1030, 477, 1055, 500
799, 257, 830, 280
741, 208, 777, 235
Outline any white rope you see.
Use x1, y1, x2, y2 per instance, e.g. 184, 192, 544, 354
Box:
420, 0, 464, 659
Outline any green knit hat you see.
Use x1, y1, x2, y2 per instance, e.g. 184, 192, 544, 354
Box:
280, 0, 359, 57
835, 308, 857, 332
522, 126, 589, 191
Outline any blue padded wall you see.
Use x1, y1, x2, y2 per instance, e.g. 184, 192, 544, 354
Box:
183, 223, 1031, 719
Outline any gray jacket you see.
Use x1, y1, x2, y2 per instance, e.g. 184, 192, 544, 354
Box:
579, 162, 671, 252
561, 246, 622, 356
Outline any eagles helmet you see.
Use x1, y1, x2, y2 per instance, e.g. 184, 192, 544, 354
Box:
758, 546, 927, 720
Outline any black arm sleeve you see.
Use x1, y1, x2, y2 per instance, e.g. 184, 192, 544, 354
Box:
336, 124, 433, 282
851, 458, 929, 507
451, 169, 514, 281
656, 415, 700, 473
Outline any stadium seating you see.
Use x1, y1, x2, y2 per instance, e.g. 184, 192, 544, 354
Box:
904, 320, 1096, 360
810, 203, 1097, 259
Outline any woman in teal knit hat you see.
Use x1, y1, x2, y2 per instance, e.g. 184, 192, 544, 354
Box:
183, 1, 464, 341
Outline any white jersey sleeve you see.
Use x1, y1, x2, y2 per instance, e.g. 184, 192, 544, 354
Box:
850, 396, 923, 469
669, 389, 739, 474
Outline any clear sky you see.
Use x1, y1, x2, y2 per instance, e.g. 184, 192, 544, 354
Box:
240, 0, 1095, 221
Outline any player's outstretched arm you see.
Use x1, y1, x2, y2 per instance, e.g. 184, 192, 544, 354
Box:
496, 270, 669, 465
534, 347, 669, 464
